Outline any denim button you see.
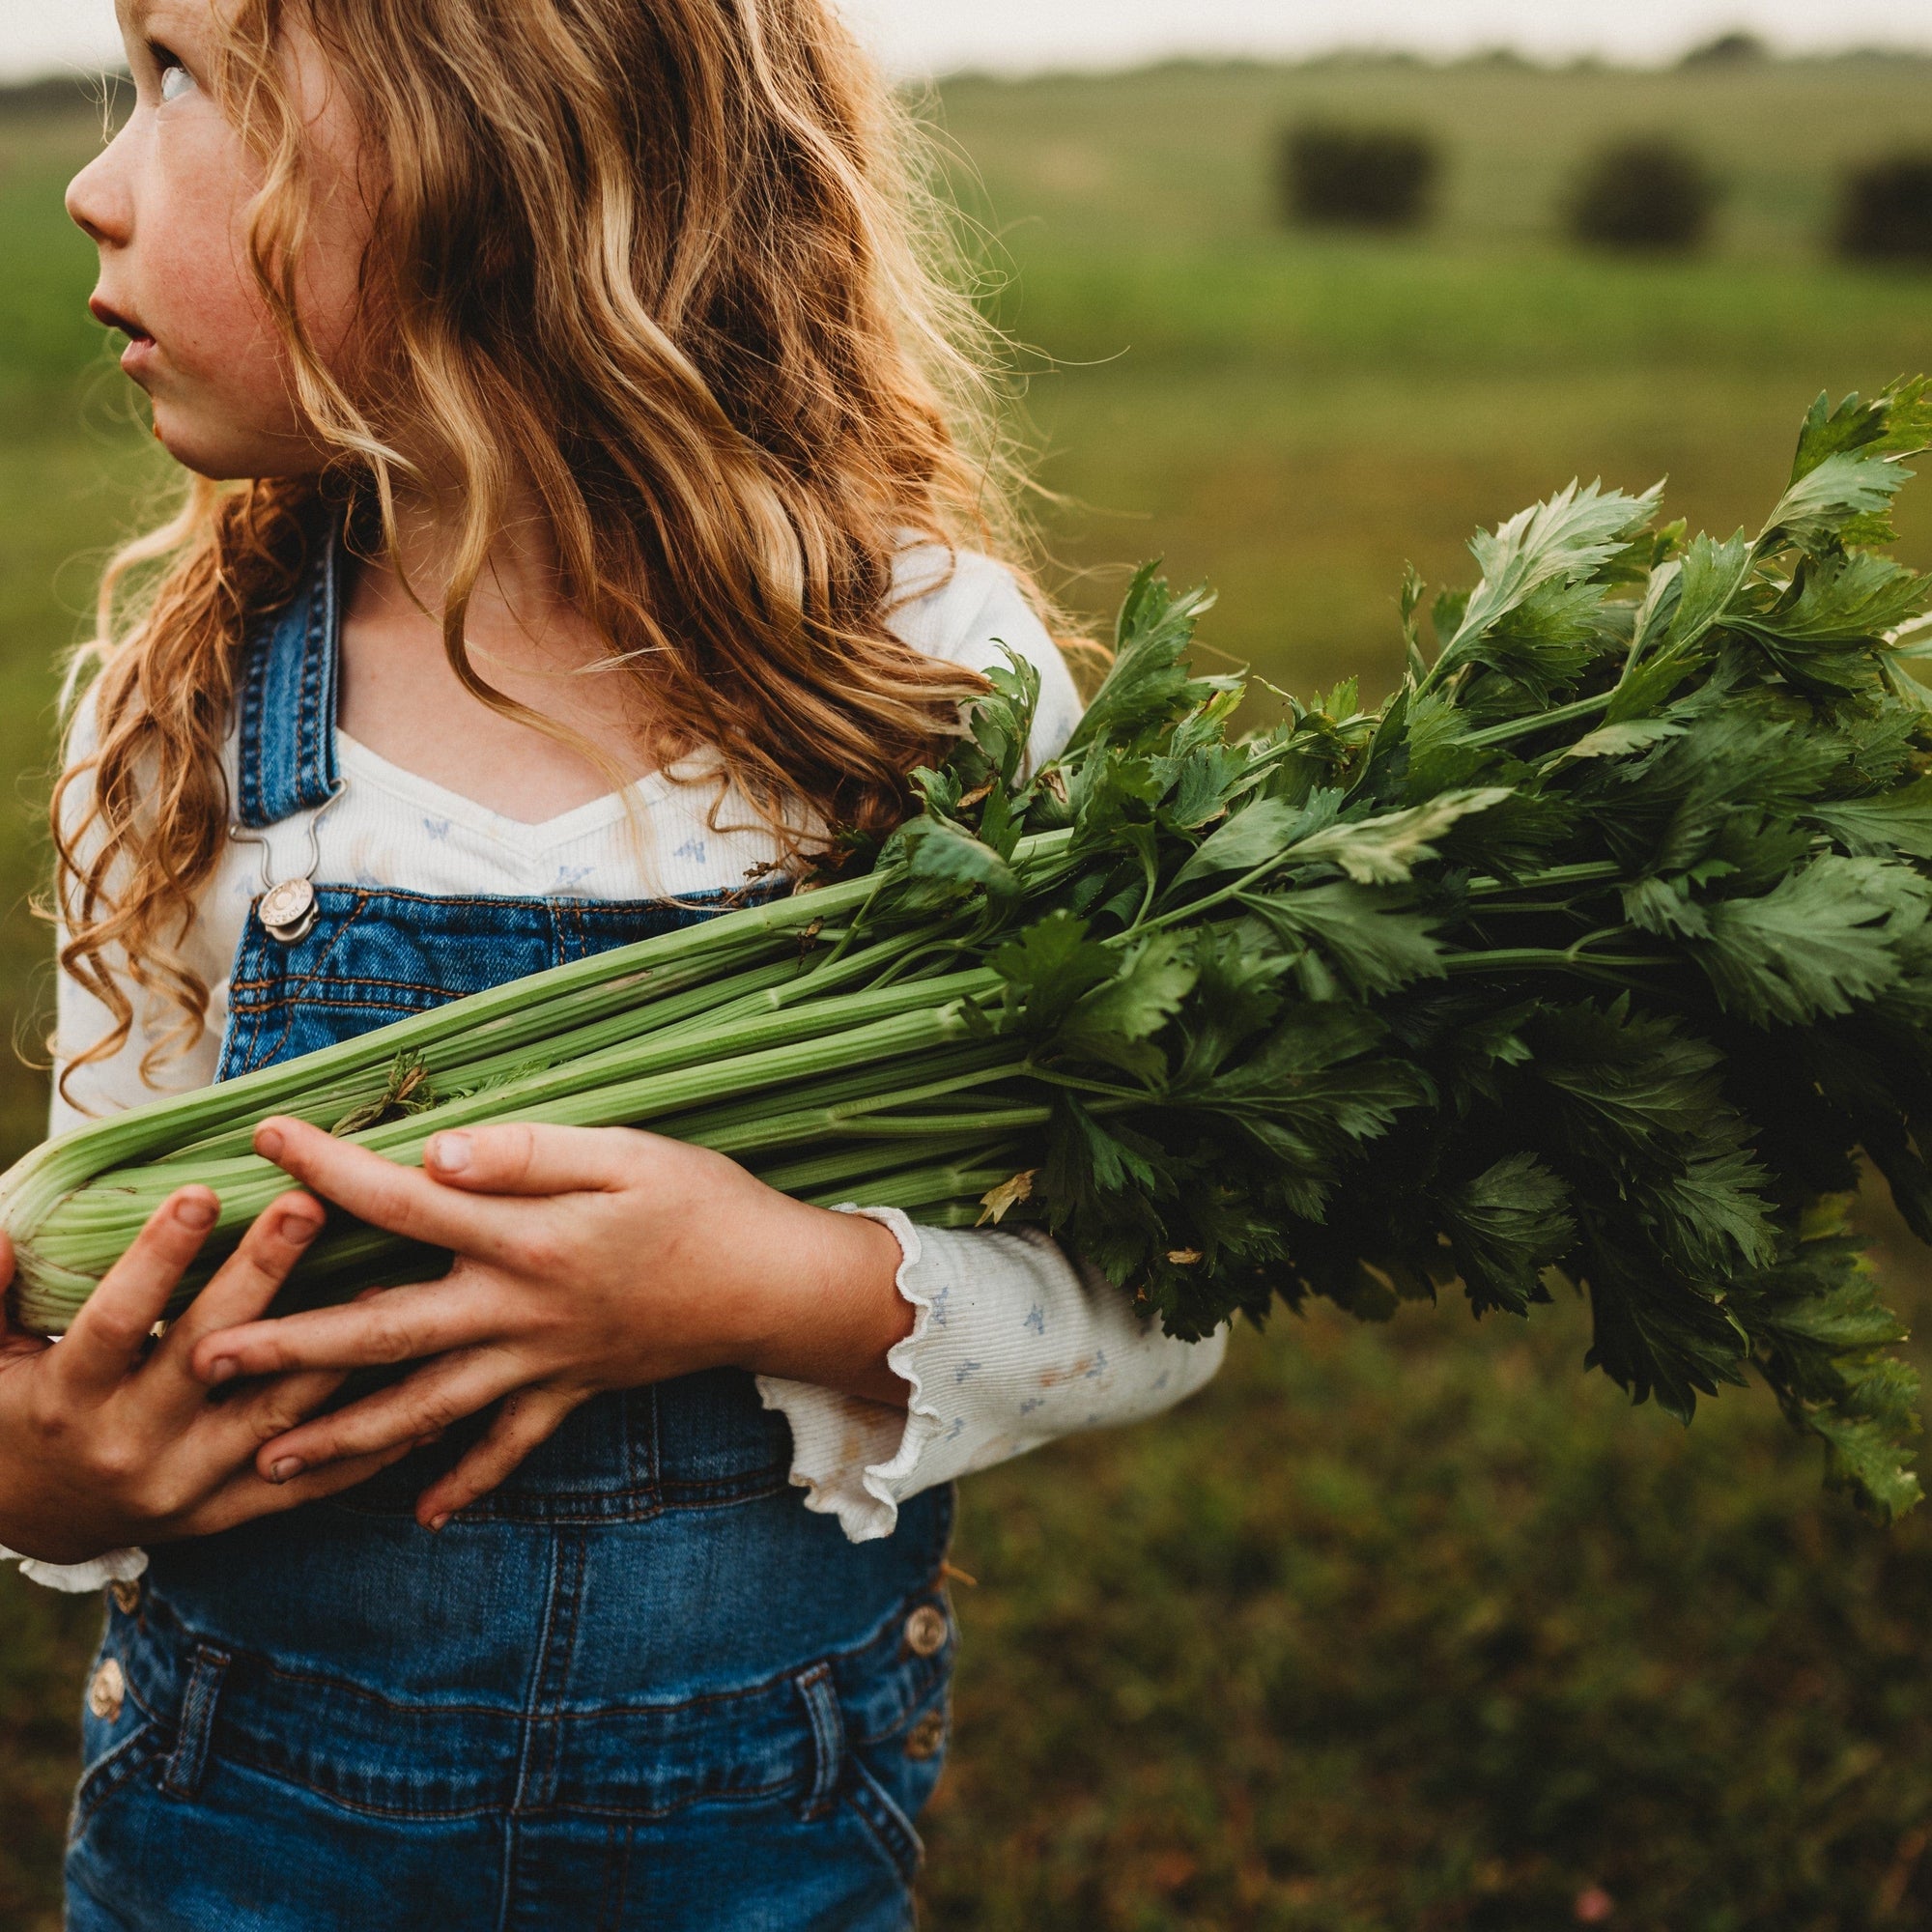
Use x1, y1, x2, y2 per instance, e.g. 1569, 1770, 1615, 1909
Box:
903, 1605, 948, 1658
88, 1659, 126, 1722
905, 1708, 947, 1760
111, 1578, 142, 1615
258, 878, 321, 945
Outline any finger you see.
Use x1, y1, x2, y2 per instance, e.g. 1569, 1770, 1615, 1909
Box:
188, 1272, 500, 1385
208, 1365, 352, 1459
184, 1437, 424, 1540
120, 1363, 355, 1514
56, 1190, 222, 1401
422, 1122, 636, 1198
254, 1118, 518, 1259
413, 1384, 585, 1530
251, 1349, 521, 1481
155, 1191, 327, 1375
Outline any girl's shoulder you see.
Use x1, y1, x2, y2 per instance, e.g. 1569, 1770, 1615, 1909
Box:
54, 672, 117, 838
886, 543, 1084, 764
61, 667, 105, 764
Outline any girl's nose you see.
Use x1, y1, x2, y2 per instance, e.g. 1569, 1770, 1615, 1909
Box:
68, 136, 133, 248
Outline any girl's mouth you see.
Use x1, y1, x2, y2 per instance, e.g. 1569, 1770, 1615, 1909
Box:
89, 298, 157, 373
89, 297, 152, 342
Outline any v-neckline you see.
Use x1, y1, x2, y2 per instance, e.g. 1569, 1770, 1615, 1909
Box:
334, 729, 690, 850
327, 522, 682, 844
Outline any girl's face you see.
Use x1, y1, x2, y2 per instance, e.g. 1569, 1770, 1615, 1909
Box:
67, 0, 371, 481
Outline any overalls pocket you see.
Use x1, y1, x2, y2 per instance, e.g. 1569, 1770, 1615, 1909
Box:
69, 1703, 166, 1849
812, 1580, 959, 1894
848, 1674, 952, 1889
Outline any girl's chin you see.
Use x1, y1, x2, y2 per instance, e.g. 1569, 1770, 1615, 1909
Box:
143, 412, 230, 478
146, 413, 327, 484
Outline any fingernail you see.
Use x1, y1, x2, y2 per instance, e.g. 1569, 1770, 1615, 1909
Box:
428, 1133, 472, 1176
427, 1513, 451, 1533
205, 1357, 239, 1385
268, 1457, 303, 1484
277, 1212, 322, 1246
177, 1197, 217, 1231
256, 1125, 285, 1161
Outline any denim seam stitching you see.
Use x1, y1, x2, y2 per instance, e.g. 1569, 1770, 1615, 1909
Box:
457, 1463, 788, 1519
293, 524, 338, 810
238, 616, 272, 827
794, 1662, 844, 1821
459, 1472, 790, 1522
226, 969, 466, 1001
156, 1619, 941, 1729
161, 1644, 232, 1801
233, 886, 746, 919
226, 990, 454, 1020
228, 896, 381, 1074
521, 1529, 588, 1816
202, 1741, 805, 1822
842, 1752, 925, 1894
68, 1722, 165, 1844
508, 1532, 566, 1822
326, 1461, 788, 1527
327, 1492, 666, 1527
295, 555, 324, 808
496, 1813, 519, 1932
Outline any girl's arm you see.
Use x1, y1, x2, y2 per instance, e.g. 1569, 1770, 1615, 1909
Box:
183, 561, 1228, 1533
766, 554, 1226, 1534
5, 696, 412, 1585
760, 1211, 1228, 1542
185, 1117, 1226, 1534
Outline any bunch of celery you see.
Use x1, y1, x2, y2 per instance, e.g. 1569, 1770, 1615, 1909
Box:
8, 380, 1932, 1516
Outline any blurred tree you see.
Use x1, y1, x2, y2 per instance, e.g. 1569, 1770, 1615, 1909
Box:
1837, 153, 1932, 267
1278, 123, 1439, 232
1681, 31, 1772, 69
0, 73, 125, 117
1568, 138, 1718, 252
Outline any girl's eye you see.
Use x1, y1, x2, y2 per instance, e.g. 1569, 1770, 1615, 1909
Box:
156, 53, 196, 104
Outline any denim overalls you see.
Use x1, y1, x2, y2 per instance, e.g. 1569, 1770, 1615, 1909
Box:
65, 524, 955, 1932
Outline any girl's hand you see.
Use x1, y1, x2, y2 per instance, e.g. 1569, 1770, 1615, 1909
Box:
189, 1118, 912, 1530
0, 1188, 419, 1568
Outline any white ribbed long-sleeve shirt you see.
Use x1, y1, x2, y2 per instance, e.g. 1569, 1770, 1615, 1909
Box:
9, 545, 1225, 1592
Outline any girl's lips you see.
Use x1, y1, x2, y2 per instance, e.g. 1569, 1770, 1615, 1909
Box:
90, 299, 158, 379
90, 297, 155, 345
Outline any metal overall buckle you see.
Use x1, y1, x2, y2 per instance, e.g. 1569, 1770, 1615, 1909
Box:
229, 785, 345, 946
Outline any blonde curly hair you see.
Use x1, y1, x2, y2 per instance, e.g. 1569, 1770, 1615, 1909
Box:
58, 0, 1043, 1094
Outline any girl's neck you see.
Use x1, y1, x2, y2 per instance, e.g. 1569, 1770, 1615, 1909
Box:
336, 485, 656, 825
382, 487, 572, 654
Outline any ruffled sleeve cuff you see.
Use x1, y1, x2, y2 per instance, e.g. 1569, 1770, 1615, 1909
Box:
1, 1543, 149, 1594
757, 1207, 1228, 1544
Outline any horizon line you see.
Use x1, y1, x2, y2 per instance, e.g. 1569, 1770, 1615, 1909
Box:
6, 38, 1932, 89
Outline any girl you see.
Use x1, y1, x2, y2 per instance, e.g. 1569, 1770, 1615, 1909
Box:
0, 2, 1226, 1927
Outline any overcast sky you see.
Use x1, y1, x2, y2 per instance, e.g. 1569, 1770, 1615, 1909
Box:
6, 0, 1930, 83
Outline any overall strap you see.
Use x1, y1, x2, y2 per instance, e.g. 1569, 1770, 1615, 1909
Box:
234, 516, 343, 829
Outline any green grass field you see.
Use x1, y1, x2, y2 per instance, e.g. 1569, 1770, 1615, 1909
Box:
5, 55, 1932, 1929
